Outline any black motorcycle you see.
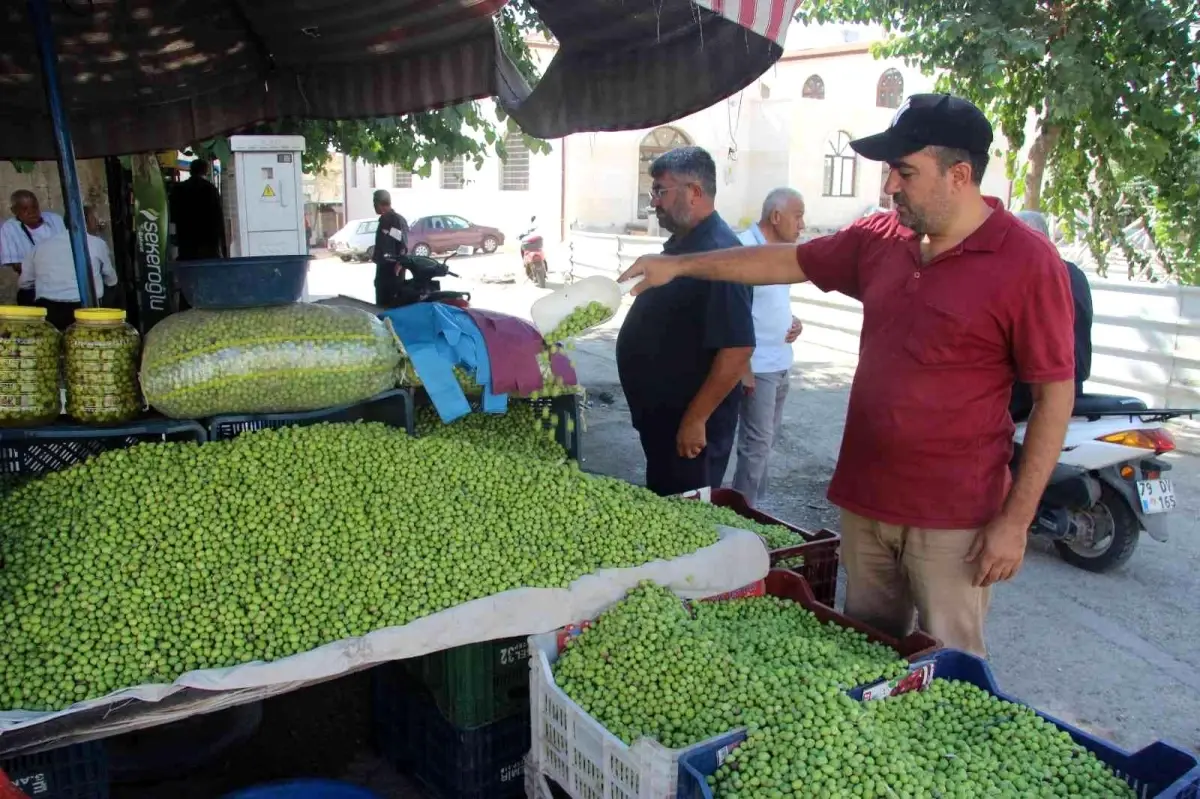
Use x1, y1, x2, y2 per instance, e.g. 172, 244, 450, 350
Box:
378, 251, 471, 309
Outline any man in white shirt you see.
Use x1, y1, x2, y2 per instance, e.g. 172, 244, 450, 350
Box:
0, 190, 65, 305
18, 205, 117, 330
731, 188, 806, 506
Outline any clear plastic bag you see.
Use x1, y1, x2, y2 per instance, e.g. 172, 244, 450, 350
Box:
141, 304, 400, 418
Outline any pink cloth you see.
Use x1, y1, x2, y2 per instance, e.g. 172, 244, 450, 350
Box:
464, 308, 578, 396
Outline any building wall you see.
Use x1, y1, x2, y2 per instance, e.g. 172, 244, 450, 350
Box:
343, 100, 564, 246
344, 35, 1022, 244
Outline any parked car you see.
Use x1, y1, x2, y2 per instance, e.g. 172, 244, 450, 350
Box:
407, 215, 504, 257
328, 218, 378, 262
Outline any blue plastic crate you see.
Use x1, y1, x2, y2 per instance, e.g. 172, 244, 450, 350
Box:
207, 389, 415, 440
220, 781, 381, 799
680, 649, 1200, 799
0, 740, 108, 799
175, 255, 310, 309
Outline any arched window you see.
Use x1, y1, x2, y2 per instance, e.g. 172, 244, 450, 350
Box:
823, 131, 857, 198
637, 126, 692, 220
802, 75, 825, 100
876, 68, 904, 109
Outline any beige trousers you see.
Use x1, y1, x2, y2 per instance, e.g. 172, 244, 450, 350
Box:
840, 509, 990, 658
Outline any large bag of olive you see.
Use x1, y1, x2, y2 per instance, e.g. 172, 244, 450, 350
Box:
141, 304, 400, 418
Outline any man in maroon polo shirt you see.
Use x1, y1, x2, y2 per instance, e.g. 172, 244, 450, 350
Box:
617, 94, 1076, 657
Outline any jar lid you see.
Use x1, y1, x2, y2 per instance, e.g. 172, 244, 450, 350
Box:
0, 305, 48, 320
74, 308, 127, 323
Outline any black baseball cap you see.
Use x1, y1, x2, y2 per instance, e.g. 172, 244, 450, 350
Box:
850, 93, 993, 162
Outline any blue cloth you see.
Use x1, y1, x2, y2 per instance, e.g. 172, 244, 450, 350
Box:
380, 304, 507, 423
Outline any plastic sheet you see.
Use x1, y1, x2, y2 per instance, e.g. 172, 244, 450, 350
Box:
0, 526, 767, 750
140, 305, 399, 418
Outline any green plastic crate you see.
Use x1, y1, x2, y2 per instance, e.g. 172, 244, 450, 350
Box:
404, 637, 531, 729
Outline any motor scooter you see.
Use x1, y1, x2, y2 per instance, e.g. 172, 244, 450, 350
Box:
378, 247, 471, 309
519, 215, 548, 289
1016, 393, 1194, 572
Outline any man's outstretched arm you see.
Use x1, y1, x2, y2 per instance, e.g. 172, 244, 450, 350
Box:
619, 244, 806, 295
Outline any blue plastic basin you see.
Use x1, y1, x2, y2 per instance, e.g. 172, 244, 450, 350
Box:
220, 779, 382, 799
175, 255, 310, 309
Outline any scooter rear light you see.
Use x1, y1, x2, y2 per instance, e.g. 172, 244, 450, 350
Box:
1099, 428, 1176, 454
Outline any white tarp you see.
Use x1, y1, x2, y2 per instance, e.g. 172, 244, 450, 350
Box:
0, 526, 767, 745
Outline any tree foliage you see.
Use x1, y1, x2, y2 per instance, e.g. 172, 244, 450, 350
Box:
194, 0, 552, 179
797, 0, 1200, 282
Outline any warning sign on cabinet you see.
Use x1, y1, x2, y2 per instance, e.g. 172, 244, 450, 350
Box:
261, 184, 277, 199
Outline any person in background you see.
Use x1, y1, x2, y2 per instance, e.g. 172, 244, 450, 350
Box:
1011, 209, 1092, 417
618, 95, 1076, 657
19, 205, 117, 330
615, 146, 754, 496
731, 188, 806, 507
170, 158, 226, 261
1, 190, 65, 305
372, 189, 409, 307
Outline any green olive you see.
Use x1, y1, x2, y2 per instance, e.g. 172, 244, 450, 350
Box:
141, 305, 399, 418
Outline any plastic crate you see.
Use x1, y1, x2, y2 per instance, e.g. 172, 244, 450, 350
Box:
400, 636, 531, 729
524, 762, 572, 799
372, 667, 529, 799
680, 650, 1200, 799
530, 571, 938, 799
415, 391, 582, 460
0, 420, 207, 479
220, 781, 382, 799
0, 740, 108, 799
174, 255, 310, 309
702, 488, 841, 607
107, 701, 263, 783
206, 389, 415, 440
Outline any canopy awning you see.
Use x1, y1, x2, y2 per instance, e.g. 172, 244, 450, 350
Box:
0, 0, 795, 159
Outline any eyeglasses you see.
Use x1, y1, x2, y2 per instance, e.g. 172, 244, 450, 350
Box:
648, 182, 695, 200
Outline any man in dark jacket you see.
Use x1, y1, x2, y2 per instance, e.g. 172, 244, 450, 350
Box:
615, 146, 754, 496
170, 159, 226, 261
1010, 210, 1092, 418
372, 189, 409, 307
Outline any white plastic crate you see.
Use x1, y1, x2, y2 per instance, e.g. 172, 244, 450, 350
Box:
525, 756, 556, 798
528, 630, 740, 799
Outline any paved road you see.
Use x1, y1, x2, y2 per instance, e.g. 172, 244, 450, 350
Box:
309, 254, 1200, 758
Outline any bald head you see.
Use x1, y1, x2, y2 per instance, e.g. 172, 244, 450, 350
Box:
1015, 210, 1050, 239
758, 187, 806, 244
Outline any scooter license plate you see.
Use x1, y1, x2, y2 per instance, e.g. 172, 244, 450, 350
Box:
1137, 478, 1177, 514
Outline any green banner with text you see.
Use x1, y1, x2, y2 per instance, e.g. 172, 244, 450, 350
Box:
131, 154, 171, 332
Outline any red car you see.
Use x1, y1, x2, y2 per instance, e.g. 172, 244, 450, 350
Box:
406, 215, 505, 257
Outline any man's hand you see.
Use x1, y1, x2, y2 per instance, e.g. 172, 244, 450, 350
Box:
619, 254, 683, 296
966, 515, 1028, 587
677, 415, 707, 459
785, 315, 803, 344
741, 371, 756, 397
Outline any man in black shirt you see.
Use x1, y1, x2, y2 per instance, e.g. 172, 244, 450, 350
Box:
170, 159, 226, 261
372, 189, 409, 307
616, 147, 754, 496
1010, 210, 1093, 418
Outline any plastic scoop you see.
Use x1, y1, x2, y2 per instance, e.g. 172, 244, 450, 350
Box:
531, 274, 645, 337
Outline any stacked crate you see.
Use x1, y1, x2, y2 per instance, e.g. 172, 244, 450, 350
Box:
371, 638, 532, 799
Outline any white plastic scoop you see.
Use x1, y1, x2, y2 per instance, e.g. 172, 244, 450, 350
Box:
531, 274, 645, 337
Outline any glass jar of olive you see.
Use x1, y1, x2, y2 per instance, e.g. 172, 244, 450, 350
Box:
0, 305, 62, 427
64, 308, 142, 425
